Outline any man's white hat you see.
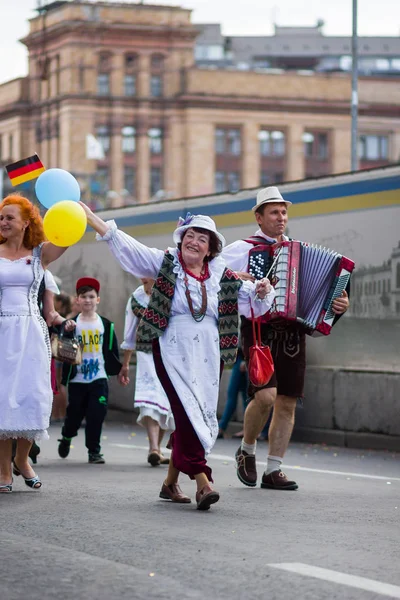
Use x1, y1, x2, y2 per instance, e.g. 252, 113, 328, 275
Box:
173, 213, 226, 248
252, 186, 292, 212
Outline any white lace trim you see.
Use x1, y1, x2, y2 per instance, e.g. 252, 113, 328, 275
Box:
96, 220, 118, 242
168, 247, 226, 295
0, 429, 49, 442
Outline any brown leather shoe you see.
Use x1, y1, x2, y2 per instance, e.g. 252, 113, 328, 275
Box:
235, 446, 257, 487
261, 469, 298, 490
159, 482, 191, 503
159, 455, 170, 465
196, 484, 220, 511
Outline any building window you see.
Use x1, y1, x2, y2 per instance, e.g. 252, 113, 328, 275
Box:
148, 128, 163, 154
214, 171, 241, 193
97, 73, 110, 95
358, 135, 388, 160
122, 126, 136, 153
259, 130, 285, 157
151, 54, 164, 69
227, 171, 240, 192
397, 264, 400, 289
215, 128, 241, 156
125, 54, 138, 71
150, 167, 163, 197
93, 167, 109, 196
260, 171, 284, 186
215, 129, 225, 155
303, 131, 329, 159
124, 75, 136, 97
227, 129, 241, 155
96, 125, 110, 154
150, 75, 162, 98
124, 166, 135, 196
8, 134, 13, 160
215, 171, 225, 193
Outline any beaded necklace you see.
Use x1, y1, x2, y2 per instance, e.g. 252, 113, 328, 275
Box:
178, 252, 210, 322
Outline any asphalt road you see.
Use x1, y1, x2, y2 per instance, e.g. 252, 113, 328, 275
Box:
2, 422, 400, 600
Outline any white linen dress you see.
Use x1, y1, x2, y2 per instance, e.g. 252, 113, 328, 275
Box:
122, 285, 174, 431
97, 221, 275, 454
0, 245, 52, 441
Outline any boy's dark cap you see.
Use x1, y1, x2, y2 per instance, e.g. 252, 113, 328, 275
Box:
76, 277, 100, 293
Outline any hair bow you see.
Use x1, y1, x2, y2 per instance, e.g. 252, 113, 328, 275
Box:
176, 212, 194, 227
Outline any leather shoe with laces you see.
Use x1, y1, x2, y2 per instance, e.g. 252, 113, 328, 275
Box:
159, 482, 191, 503
261, 469, 298, 490
196, 484, 220, 510
235, 446, 257, 487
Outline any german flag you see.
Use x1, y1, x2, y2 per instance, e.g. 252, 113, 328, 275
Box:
5, 154, 45, 186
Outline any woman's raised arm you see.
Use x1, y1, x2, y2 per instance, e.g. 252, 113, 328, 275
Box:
79, 202, 164, 279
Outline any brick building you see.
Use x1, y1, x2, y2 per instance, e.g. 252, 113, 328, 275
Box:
0, 1, 399, 207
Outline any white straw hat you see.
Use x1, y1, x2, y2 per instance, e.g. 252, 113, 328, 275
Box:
252, 186, 292, 212
173, 213, 226, 248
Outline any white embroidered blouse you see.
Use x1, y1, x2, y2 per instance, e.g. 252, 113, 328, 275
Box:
97, 220, 276, 320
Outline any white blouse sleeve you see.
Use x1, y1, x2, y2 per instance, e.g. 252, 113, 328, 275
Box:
44, 270, 60, 294
120, 297, 140, 351
96, 220, 164, 279
237, 280, 276, 319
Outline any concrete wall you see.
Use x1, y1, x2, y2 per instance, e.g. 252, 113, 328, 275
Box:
108, 365, 400, 450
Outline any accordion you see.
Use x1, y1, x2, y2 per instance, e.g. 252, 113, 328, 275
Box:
248, 240, 354, 336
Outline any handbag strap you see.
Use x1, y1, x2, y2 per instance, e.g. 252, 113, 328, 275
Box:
250, 307, 261, 347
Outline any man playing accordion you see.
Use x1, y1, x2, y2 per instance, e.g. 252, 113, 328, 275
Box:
223, 186, 349, 490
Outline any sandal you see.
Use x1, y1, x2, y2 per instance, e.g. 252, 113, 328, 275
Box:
0, 482, 12, 493
147, 451, 161, 467
13, 463, 42, 490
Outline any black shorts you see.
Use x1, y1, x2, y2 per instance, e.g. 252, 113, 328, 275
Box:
241, 317, 306, 400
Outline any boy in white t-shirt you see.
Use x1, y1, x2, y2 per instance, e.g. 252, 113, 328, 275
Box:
58, 277, 125, 464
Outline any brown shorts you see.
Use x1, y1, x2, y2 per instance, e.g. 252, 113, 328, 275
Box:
241, 317, 306, 400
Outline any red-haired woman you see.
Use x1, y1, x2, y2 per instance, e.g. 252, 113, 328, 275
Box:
0, 194, 70, 493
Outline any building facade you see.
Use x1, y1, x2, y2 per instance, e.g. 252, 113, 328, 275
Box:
0, 1, 399, 208
350, 241, 400, 319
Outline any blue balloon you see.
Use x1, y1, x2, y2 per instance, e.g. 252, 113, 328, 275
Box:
35, 168, 81, 208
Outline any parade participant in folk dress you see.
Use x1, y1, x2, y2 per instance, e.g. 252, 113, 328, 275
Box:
0, 195, 71, 493
79, 203, 276, 510
223, 186, 349, 491
119, 278, 174, 466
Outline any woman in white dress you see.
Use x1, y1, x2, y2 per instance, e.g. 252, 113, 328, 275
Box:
80, 204, 276, 510
119, 278, 174, 466
0, 195, 71, 492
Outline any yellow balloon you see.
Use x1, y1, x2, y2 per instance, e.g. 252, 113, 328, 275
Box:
43, 200, 87, 247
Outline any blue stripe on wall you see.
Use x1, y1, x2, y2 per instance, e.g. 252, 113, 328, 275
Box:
112, 174, 400, 228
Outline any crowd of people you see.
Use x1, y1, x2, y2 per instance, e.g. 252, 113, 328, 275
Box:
0, 186, 349, 508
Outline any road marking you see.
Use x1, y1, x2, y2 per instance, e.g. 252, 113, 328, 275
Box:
109, 443, 400, 482
267, 563, 400, 598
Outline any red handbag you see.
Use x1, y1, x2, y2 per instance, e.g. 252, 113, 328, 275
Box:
248, 308, 274, 387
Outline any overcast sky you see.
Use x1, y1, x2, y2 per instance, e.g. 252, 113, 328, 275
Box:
1, 0, 399, 84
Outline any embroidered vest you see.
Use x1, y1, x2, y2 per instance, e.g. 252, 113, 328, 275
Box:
130, 294, 153, 354
137, 252, 243, 365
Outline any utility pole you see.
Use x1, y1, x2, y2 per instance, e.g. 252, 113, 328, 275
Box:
351, 0, 359, 171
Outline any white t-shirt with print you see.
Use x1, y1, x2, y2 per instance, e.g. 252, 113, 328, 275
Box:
70, 314, 107, 384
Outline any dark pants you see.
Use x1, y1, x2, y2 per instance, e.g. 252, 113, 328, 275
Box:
62, 379, 108, 454
153, 339, 214, 483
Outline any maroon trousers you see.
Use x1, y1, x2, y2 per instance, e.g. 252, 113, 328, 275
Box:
152, 339, 213, 482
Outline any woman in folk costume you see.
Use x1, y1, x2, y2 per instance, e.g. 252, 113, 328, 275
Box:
119, 278, 174, 466
0, 195, 72, 493
80, 204, 276, 510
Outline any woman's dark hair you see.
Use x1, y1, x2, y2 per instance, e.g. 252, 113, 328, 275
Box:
178, 227, 223, 261
54, 291, 72, 317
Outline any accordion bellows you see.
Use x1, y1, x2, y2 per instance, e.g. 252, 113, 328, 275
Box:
248, 240, 355, 336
